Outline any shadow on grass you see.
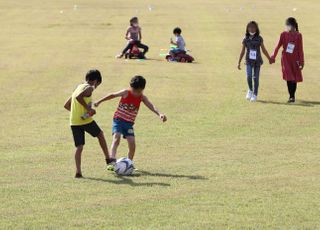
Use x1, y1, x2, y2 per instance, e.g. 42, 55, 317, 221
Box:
135, 170, 208, 180
258, 100, 320, 107
146, 58, 165, 62
84, 176, 170, 187
83, 170, 206, 186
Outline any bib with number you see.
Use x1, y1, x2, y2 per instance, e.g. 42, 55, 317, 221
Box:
249, 49, 257, 60
286, 43, 295, 54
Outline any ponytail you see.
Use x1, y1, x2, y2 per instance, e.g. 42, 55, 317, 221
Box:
286, 17, 299, 32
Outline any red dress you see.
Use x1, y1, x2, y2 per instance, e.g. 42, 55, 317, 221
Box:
272, 31, 304, 82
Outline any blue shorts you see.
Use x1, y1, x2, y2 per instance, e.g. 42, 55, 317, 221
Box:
112, 118, 134, 138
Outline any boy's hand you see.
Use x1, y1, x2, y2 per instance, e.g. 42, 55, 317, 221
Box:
94, 102, 100, 107
237, 63, 241, 70
88, 108, 96, 115
160, 114, 167, 122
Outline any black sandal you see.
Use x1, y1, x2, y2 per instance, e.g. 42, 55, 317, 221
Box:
75, 173, 83, 178
287, 97, 295, 103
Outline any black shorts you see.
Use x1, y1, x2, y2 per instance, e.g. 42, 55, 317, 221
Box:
71, 121, 102, 147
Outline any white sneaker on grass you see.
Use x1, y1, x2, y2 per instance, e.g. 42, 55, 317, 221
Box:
250, 94, 257, 102
116, 53, 123, 59
246, 90, 253, 100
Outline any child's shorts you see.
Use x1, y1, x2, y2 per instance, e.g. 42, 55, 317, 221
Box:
71, 121, 102, 147
170, 48, 185, 55
112, 118, 134, 138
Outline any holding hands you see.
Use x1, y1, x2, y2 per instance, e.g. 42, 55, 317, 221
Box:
299, 63, 304, 70
269, 56, 276, 64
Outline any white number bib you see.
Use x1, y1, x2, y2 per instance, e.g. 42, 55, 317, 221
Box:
286, 43, 295, 54
249, 49, 257, 60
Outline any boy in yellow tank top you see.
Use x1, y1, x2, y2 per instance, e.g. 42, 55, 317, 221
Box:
64, 70, 115, 178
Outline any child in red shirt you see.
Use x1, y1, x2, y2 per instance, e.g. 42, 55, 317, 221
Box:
94, 76, 167, 169
271, 17, 304, 103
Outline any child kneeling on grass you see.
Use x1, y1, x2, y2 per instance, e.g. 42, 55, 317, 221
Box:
94, 75, 167, 170
64, 70, 115, 178
116, 17, 149, 59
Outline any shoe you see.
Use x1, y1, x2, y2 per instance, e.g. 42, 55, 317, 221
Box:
116, 53, 123, 59
106, 158, 116, 171
168, 58, 177, 62
75, 173, 83, 178
106, 164, 115, 171
246, 90, 253, 100
288, 97, 295, 103
250, 94, 257, 102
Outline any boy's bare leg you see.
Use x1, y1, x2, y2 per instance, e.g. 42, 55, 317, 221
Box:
126, 136, 136, 160
111, 133, 121, 159
75, 145, 83, 176
97, 131, 110, 160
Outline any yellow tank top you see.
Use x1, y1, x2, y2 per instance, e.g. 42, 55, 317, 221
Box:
70, 83, 94, 126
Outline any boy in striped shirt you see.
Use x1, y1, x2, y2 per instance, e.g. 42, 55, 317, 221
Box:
94, 76, 167, 169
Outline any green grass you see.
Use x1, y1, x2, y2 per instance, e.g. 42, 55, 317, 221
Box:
1, 0, 320, 229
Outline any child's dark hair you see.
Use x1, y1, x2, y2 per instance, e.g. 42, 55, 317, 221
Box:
173, 27, 182, 35
286, 17, 299, 32
130, 75, 146, 89
245, 21, 260, 37
85, 69, 102, 83
130, 17, 138, 26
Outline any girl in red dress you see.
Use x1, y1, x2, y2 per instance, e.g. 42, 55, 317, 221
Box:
271, 17, 304, 103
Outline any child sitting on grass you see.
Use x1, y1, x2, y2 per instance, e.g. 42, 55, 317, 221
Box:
94, 75, 167, 170
64, 70, 114, 178
116, 17, 149, 58
170, 27, 186, 55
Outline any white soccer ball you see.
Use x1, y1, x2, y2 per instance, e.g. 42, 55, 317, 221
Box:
115, 158, 134, 176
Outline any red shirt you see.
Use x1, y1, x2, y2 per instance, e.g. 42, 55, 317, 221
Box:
114, 90, 142, 123
272, 31, 304, 82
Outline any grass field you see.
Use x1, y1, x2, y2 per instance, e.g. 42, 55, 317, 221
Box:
1, 0, 320, 229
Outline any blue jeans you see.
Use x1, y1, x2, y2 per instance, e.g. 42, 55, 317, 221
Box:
169, 48, 185, 55
246, 64, 261, 96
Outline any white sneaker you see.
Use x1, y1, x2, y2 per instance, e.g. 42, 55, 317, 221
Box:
246, 90, 253, 100
250, 94, 257, 102
116, 53, 123, 59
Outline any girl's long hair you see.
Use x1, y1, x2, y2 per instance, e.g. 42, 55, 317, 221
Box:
286, 17, 299, 32
245, 21, 260, 38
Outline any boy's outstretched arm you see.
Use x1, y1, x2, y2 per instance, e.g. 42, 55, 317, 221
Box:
95, 89, 128, 107
142, 95, 167, 122
64, 97, 71, 111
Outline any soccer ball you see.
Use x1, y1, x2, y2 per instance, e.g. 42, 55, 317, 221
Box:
114, 157, 134, 176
